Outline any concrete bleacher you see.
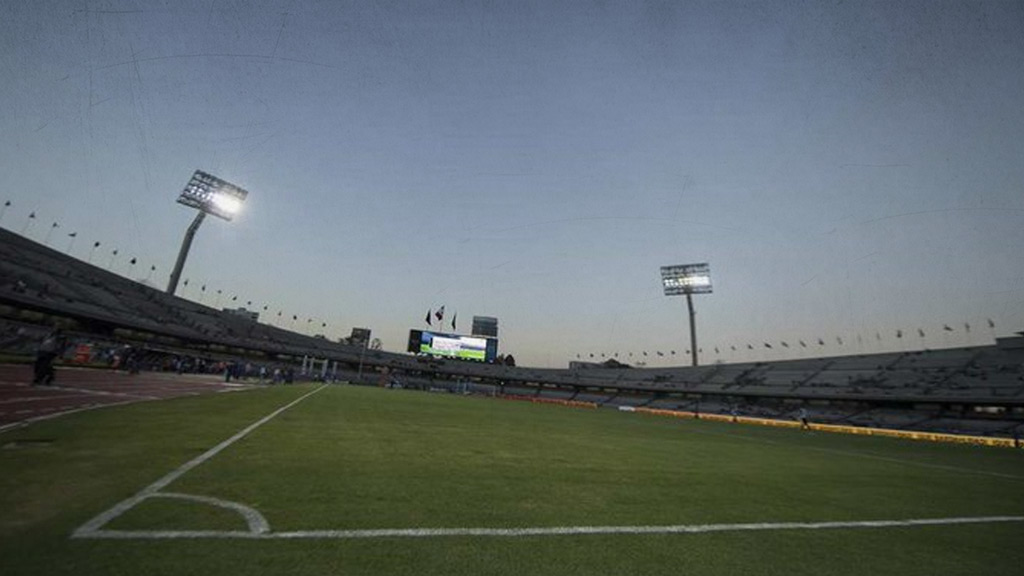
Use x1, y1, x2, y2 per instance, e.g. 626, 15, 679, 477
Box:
3, 227, 1024, 437
0, 227, 364, 360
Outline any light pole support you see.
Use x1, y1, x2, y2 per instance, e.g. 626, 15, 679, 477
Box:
687, 292, 698, 367
167, 211, 206, 295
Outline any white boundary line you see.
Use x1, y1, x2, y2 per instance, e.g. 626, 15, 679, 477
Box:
153, 492, 270, 534
74, 515, 1024, 540
72, 385, 327, 538
0, 400, 139, 434
69, 385, 1024, 541
0, 384, 254, 435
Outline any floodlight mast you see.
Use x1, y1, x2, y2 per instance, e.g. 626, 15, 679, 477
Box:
660, 263, 712, 368
686, 292, 697, 367
166, 211, 206, 295
166, 170, 249, 296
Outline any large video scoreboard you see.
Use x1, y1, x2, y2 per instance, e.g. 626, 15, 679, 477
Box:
407, 330, 498, 363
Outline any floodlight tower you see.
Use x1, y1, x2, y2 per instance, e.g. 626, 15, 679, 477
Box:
660, 263, 712, 367
166, 170, 249, 295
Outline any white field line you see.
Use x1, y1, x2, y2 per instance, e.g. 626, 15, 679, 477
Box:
0, 400, 138, 434
74, 515, 1024, 540
72, 385, 327, 538
0, 393, 100, 405
154, 492, 270, 534
0, 388, 248, 435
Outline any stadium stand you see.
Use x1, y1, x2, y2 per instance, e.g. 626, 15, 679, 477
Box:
2, 227, 1023, 438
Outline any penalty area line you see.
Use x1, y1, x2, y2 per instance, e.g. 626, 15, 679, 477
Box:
76, 515, 1024, 540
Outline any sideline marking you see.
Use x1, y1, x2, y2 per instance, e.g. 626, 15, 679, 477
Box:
74, 515, 1024, 540
72, 385, 327, 538
0, 400, 138, 434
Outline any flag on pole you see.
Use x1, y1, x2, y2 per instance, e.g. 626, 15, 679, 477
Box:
918, 328, 925, 338
425, 309, 432, 326
817, 338, 825, 346
896, 329, 903, 338
943, 324, 953, 332
451, 312, 457, 331
987, 318, 995, 329
964, 322, 971, 333
68, 232, 77, 238
435, 306, 445, 322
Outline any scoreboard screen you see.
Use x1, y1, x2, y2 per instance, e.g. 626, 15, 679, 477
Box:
407, 330, 498, 363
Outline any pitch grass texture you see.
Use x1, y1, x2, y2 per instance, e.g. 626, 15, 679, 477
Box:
1, 384, 1023, 575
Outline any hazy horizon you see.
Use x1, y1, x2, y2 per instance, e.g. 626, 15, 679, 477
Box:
2, 0, 1022, 367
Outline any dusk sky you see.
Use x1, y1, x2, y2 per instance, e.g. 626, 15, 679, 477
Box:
2, 0, 1022, 367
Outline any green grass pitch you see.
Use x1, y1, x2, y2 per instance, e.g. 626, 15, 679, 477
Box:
2, 384, 1024, 575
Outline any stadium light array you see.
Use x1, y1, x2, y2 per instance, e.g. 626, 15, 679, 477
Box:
661, 263, 712, 367
176, 170, 249, 221
166, 170, 250, 295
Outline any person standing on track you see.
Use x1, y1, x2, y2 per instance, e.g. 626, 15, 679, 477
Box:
33, 328, 66, 386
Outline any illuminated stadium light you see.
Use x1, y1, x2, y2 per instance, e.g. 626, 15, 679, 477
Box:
661, 263, 712, 295
167, 170, 251, 295
176, 170, 249, 222
660, 263, 712, 367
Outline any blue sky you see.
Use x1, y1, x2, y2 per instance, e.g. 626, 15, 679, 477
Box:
2, 0, 1022, 367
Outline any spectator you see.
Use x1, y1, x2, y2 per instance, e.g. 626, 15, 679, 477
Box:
33, 329, 66, 386
798, 407, 810, 430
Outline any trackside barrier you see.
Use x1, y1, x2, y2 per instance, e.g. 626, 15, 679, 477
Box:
632, 408, 1022, 449
497, 395, 598, 410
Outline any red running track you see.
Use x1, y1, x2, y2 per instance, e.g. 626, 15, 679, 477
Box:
0, 364, 254, 432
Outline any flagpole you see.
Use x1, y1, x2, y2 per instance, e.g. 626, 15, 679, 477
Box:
20, 213, 35, 235
44, 223, 57, 245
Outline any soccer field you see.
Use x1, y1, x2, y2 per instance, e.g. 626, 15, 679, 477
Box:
2, 383, 1024, 576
